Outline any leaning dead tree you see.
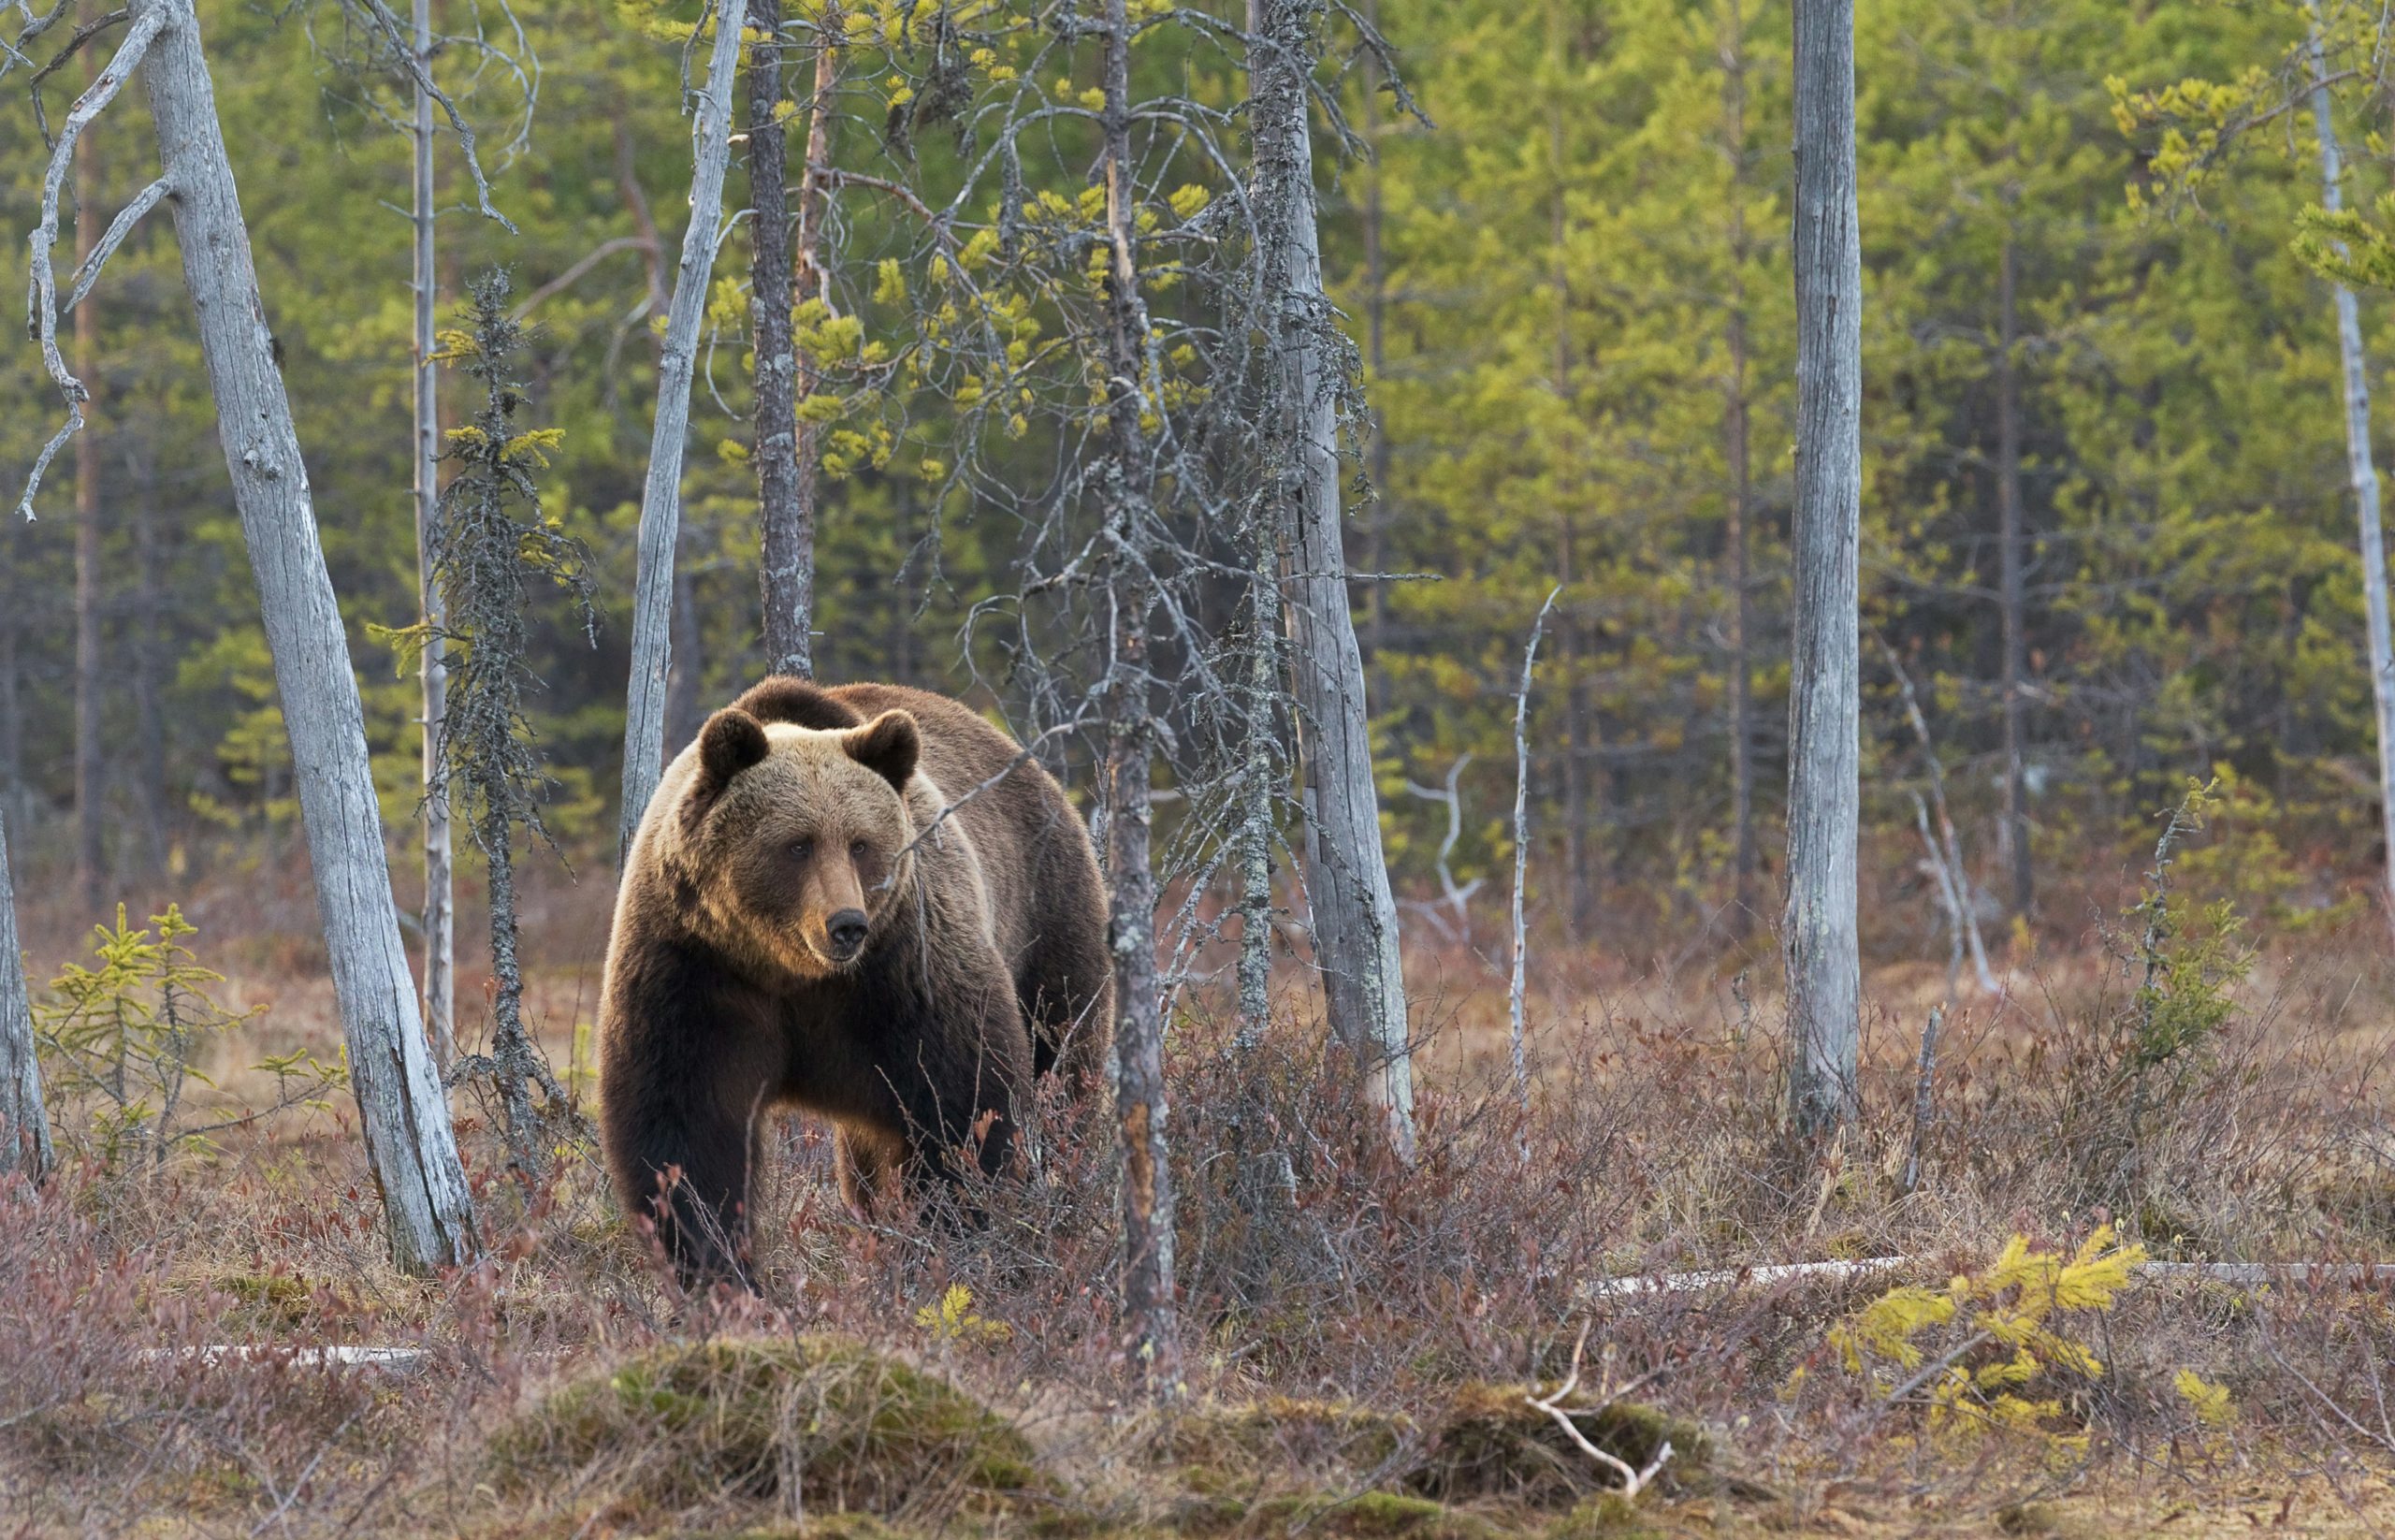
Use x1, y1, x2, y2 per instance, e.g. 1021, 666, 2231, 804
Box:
1785, 0, 1864, 1142
1249, 0, 1415, 1158
419, 272, 593, 1182
15, 0, 478, 1272
618, 3, 748, 859
0, 807, 52, 1182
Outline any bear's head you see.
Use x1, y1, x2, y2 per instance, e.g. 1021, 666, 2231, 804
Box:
671, 696, 924, 981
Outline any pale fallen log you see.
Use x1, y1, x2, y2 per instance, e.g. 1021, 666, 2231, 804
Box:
1581, 1257, 2395, 1300
139, 1345, 428, 1372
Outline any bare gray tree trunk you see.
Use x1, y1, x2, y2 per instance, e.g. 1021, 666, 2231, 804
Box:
1785, 0, 1862, 1141
136, 0, 476, 1271
74, 41, 104, 920
1100, 0, 1182, 1398
747, 0, 809, 679
618, 7, 748, 860
132, 470, 168, 875
1722, 0, 1759, 942
2307, 13, 2395, 937
0, 807, 51, 1182
1251, 0, 1414, 1160
1995, 231, 2033, 923
0, 597, 21, 840
413, 0, 454, 1065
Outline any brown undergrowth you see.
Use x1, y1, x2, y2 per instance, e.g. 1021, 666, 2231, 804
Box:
6, 866, 2395, 1535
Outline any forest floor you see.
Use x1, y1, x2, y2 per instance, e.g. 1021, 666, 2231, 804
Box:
6, 857, 2395, 1537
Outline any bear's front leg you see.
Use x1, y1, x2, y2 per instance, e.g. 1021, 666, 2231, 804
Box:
880, 943, 1035, 1213
599, 944, 785, 1290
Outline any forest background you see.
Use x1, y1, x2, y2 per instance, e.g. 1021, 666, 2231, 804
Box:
4, 0, 2381, 977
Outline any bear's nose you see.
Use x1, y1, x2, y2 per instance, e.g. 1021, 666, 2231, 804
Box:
825, 908, 870, 959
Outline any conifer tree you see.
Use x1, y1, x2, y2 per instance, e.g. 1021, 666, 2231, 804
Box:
423, 270, 595, 1180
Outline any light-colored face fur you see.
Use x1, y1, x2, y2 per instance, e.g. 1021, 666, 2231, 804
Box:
669, 709, 930, 982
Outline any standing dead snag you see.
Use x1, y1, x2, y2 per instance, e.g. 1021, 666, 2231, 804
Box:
1249, 0, 1415, 1160
1785, 0, 1864, 1143
7, 0, 479, 1271
412, 0, 454, 1066
0, 807, 53, 1182
619, 3, 749, 861
1097, 0, 1183, 1402
1508, 588, 1561, 1126
419, 272, 594, 1181
2302, 6, 2395, 944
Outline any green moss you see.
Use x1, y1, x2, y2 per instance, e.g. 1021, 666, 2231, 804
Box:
1247, 1490, 1504, 1539
1165, 1396, 1415, 1488
1407, 1384, 1708, 1506
487, 1335, 1040, 1519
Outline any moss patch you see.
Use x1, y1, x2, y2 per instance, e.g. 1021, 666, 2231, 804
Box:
487, 1335, 1039, 1520
1406, 1384, 1708, 1506
1164, 1396, 1415, 1489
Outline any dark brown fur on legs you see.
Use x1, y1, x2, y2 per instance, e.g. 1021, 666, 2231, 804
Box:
600, 678, 1111, 1288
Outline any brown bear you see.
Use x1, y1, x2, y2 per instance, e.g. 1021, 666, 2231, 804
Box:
599, 677, 1112, 1286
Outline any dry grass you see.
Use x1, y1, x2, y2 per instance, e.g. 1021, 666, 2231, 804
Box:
6, 858, 2395, 1536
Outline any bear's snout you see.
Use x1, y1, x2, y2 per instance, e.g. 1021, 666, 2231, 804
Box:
825, 908, 870, 961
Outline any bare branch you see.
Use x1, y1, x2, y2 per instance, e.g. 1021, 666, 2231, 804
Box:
508, 234, 657, 320
17, 2, 164, 521
1525, 1329, 1675, 1499
343, 0, 518, 233
59, 173, 167, 317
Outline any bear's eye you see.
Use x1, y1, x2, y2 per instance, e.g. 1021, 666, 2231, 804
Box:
788, 838, 812, 861
849, 838, 870, 860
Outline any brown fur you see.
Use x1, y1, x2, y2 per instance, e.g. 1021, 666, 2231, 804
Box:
599, 678, 1112, 1286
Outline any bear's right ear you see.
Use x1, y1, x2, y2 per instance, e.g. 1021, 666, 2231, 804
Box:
731, 677, 863, 731
688, 708, 772, 821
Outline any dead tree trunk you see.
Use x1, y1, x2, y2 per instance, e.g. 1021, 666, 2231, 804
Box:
412, 0, 454, 1065
1785, 0, 1863, 1142
0, 807, 51, 1182
74, 37, 103, 919
1099, 0, 1182, 1399
126, 0, 477, 1271
1722, 0, 1759, 942
1251, 0, 1414, 1160
2306, 13, 2395, 939
618, 6, 748, 860
1995, 230, 2033, 923
747, 0, 809, 678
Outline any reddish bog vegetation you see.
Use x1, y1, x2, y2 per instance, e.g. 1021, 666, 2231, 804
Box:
5, 858, 2395, 1538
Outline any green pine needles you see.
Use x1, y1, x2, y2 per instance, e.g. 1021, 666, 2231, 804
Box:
36, 905, 341, 1171
423, 269, 596, 1181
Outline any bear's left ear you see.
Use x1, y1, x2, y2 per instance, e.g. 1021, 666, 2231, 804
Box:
845, 710, 921, 793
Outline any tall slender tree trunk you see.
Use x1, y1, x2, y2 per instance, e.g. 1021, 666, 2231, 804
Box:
1253, 0, 1414, 1159
748, 0, 810, 679
136, 0, 476, 1272
1100, 0, 1182, 1398
1785, 0, 1863, 1142
1995, 229, 2033, 923
618, 9, 748, 861
413, 0, 454, 1064
0, 597, 20, 841
0, 807, 51, 1182
1358, 0, 1389, 673
1722, 0, 1759, 941
2307, 13, 2395, 937
74, 37, 104, 919
1550, 97, 1592, 943
131, 467, 167, 876
1560, 517, 1592, 939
